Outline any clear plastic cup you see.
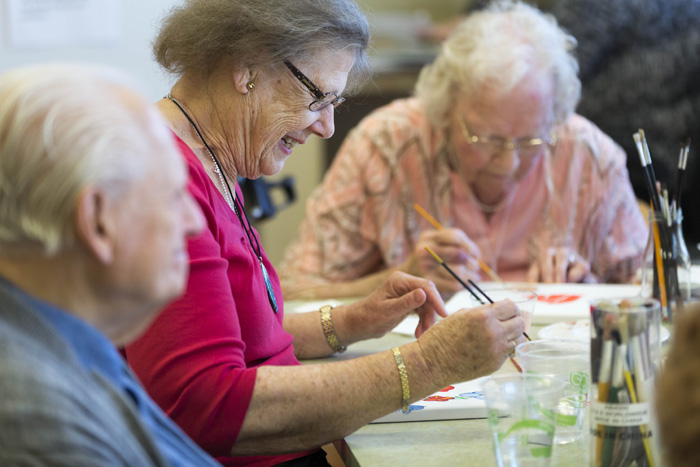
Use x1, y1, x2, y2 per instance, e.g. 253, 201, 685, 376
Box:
482, 374, 564, 467
516, 339, 590, 444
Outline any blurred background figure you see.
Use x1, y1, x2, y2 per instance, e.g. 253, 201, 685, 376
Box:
281, 0, 647, 300
656, 301, 700, 466
421, 0, 700, 252
0, 63, 214, 466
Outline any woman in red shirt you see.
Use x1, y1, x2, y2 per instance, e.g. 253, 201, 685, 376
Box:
124, 1, 526, 466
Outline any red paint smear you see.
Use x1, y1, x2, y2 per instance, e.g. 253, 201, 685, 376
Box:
537, 294, 582, 304
439, 386, 455, 392
424, 396, 454, 402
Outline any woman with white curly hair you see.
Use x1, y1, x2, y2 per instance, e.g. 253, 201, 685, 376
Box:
282, 0, 648, 300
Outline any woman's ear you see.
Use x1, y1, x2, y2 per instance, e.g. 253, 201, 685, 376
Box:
232, 67, 257, 95
73, 186, 114, 264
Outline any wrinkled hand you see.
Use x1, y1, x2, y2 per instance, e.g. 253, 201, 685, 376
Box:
402, 228, 482, 293
344, 272, 447, 340
526, 247, 591, 283
418, 300, 526, 383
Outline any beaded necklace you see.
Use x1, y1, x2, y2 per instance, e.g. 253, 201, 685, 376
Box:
166, 94, 278, 313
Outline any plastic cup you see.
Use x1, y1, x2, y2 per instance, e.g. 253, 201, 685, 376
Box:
482, 374, 564, 467
515, 339, 590, 444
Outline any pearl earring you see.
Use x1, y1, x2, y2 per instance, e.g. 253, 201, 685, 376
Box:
246, 82, 255, 91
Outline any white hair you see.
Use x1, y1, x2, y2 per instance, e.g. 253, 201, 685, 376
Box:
414, 0, 580, 128
0, 63, 153, 256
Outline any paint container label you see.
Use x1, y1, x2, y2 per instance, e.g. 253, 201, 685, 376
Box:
590, 401, 651, 427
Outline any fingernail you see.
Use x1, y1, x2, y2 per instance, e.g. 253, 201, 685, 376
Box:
413, 290, 423, 304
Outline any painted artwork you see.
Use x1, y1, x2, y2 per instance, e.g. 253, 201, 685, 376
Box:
445, 283, 642, 324
371, 377, 490, 423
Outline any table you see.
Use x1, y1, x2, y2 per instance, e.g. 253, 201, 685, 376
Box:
298, 321, 591, 467
289, 274, 690, 467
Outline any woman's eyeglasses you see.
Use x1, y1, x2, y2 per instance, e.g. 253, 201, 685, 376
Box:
284, 60, 346, 112
457, 113, 556, 159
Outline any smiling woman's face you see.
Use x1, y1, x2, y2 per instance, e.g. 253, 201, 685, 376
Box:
241, 50, 356, 178
450, 73, 555, 206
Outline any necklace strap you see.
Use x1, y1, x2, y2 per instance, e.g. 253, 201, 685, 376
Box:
165, 94, 263, 259
165, 94, 235, 205
165, 94, 277, 313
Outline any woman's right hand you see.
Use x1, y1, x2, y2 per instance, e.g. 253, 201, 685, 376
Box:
402, 228, 482, 293
416, 299, 526, 384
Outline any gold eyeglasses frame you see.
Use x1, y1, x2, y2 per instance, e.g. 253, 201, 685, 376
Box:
456, 113, 556, 156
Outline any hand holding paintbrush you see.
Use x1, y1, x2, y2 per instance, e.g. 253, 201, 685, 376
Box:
413, 203, 502, 284
424, 246, 531, 372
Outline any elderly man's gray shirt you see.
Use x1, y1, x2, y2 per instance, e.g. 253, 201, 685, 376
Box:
0, 278, 168, 466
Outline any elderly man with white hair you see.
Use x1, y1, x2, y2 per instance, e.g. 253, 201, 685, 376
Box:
0, 63, 217, 466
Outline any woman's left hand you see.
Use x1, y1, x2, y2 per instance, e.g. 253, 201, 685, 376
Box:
526, 247, 591, 283
336, 271, 448, 341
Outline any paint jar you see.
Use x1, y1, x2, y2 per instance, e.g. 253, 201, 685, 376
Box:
640, 209, 691, 322
589, 298, 662, 467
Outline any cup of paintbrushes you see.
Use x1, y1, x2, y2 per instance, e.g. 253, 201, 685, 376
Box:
640, 208, 692, 323
589, 298, 662, 467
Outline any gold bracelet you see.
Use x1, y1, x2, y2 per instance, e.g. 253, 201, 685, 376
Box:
392, 347, 410, 413
320, 305, 346, 353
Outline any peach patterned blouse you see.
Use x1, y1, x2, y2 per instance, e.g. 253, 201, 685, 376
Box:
280, 98, 647, 290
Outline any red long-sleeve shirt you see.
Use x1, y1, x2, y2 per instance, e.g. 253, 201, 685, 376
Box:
125, 134, 313, 467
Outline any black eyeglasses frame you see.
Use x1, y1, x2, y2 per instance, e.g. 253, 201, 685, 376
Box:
283, 60, 346, 112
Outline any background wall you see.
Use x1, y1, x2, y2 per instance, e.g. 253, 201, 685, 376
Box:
362, 0, 464, 20
0, 0, 177, 100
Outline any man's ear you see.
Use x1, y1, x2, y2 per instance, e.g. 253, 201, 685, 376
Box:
74, 186, 114, 264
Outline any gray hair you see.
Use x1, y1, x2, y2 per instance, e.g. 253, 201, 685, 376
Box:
415, 0, 580, 128
0, 64, 153, 257
154, 0, 371, 94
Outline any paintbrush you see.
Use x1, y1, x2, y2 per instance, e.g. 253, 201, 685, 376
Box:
604, 325, 636, 467
424, 246, 525, 373
613, 322, 655, 467
673, 139, 690, 212
413, 203, 504, 283
595, 312, 616, 466
467, 278, 531, 341
424, 246, 484, 304
633, 132, 661, 212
